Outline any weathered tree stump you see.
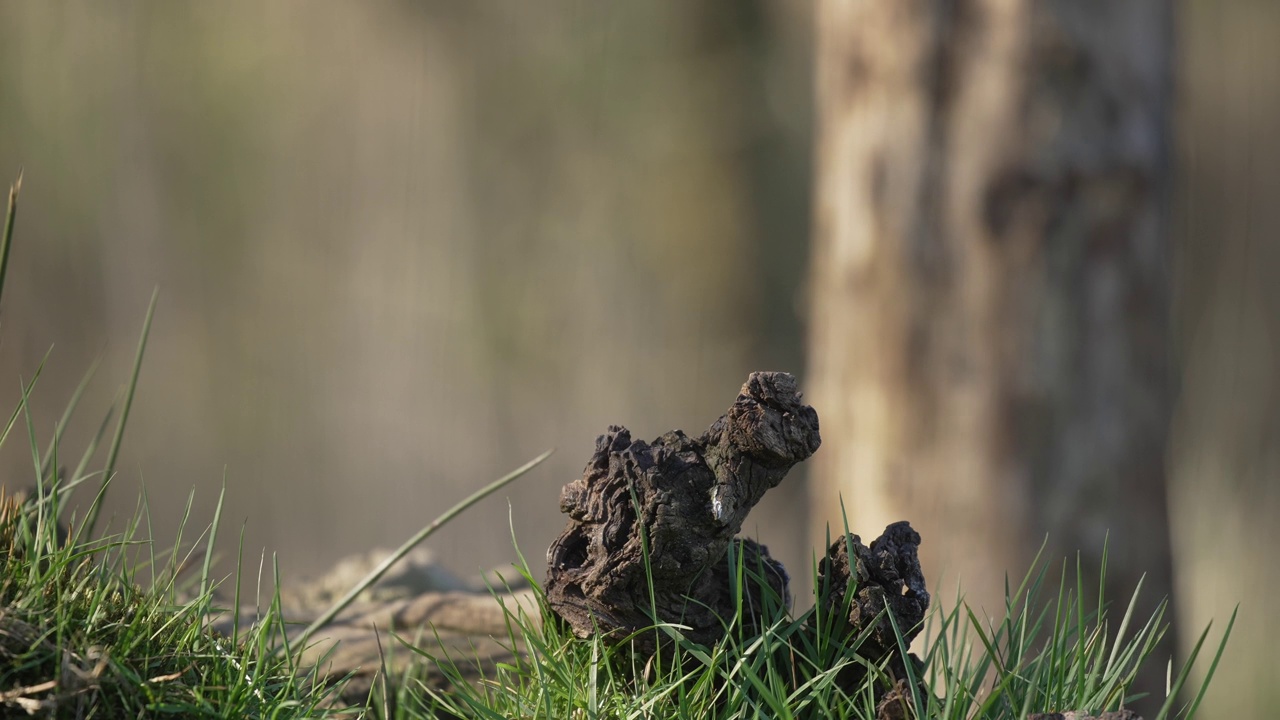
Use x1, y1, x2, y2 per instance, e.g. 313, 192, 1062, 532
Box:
543, 371, 934, 713
544, 371, 821, 648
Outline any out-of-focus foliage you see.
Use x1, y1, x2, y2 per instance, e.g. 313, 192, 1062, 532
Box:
0, 2, 1274, 719
1170, 1, 1280, 717
0, 2, 812, 582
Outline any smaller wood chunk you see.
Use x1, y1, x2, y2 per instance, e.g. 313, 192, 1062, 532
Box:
815, 521, 930, 660
806, 522, 930, 709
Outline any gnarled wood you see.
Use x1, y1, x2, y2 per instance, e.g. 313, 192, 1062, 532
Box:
544, 372, 820, 648
809, 522, 930, 714
544, 371, 932, 713
816, 521, 929, 661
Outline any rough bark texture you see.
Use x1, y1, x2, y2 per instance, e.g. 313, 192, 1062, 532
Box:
545, 371, 821, 649
197, 374, 930, 713
546, 372, 931, 711
816, 522, 929, 662
813, 523, 930, 713
808, 1, 1175, 710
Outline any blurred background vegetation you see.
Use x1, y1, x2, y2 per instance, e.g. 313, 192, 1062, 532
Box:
0, 2, 1274, 718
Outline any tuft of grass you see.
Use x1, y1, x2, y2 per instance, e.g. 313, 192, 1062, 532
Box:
0, 174, 345, 717
0, 174, 1234, 719
0, 175, 559, 717
386, 532, 1233, 720
0, 486, 347, 717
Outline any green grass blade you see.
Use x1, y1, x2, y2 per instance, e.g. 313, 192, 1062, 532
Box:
40, 352, 103, 479
886, 606, 926, 716
1075, 551, 1088, 702
1104, 573, 1146, 680
1154, 617, 1214, 720
19, 374, 49, 556
1182, 604, 1236, 719
232, 523, 246, 645
0, 171, 21, 311
68, 471, 113, 549
293, 448, 553, 651
142, 484, 156, 592
0, 348, 50, 450
72, 396, 117, 485
86, 287, 158, 538
165, 487, 197, 599
201, 475, 227, 598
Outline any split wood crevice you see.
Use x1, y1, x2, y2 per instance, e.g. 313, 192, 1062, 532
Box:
544, 371, 932, 713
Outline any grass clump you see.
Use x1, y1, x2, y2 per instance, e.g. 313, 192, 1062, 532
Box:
0, 174, 1235, 719
0, 174, 342, 717
1, 484, 341, 717
397, 536, 1234, 720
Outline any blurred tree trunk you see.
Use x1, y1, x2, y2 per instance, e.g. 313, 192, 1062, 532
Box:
1169, 3, 1280, 719
806, 0, 1175, 702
